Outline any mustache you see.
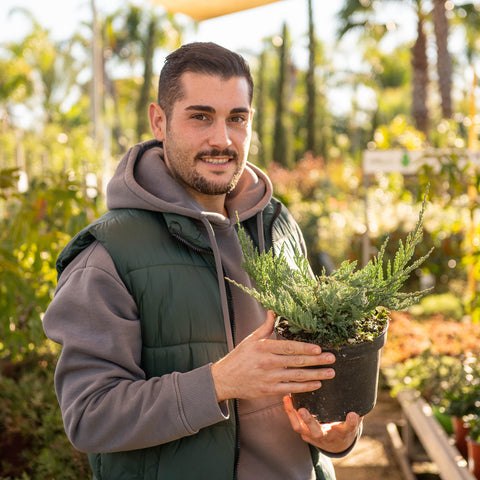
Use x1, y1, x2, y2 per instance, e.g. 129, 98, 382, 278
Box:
195, 149, 238, 160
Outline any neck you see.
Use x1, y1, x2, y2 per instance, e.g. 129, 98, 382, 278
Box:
194, 193, 228, 216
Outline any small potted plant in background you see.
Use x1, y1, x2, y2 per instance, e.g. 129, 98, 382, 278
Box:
445, 357, 480, 459
229, 193, 432, 422
447, 387, 480, 459
466, 415, 480, 479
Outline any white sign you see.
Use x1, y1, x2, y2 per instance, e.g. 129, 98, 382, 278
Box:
363, 149, 480, 175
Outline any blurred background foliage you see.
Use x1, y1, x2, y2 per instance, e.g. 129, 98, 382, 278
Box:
1, 0, 480, 477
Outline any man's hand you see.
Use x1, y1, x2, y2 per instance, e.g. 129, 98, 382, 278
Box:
283, 395, 362, 453
210, 310, 336, 402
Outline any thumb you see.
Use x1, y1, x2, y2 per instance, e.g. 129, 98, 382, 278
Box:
250, 310, 276, 340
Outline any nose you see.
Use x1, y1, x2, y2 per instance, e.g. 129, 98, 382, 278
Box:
208, 120, 232, 150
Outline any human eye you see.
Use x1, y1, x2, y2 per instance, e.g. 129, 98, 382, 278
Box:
229, 114, 248, 124
191, 112, 209, 121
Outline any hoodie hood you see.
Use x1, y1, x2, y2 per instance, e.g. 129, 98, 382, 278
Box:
107, 139, 273, 225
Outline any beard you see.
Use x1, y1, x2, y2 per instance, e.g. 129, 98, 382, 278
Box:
165, 144, 244, 196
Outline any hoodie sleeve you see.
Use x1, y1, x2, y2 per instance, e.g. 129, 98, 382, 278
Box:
43, 241, 229, 453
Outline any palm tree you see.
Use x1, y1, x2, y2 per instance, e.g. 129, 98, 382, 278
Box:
1, 8, 87, 177
0, 56, 33, 124
273, 23, 291, 166
6, 8, 85, 125
432, 0, 452, 119
99, 5, 183, 146
337, 0, 453, 136
254, 48, 267, 166
410, 9, 429, 135
306, 0, 316, 154
453, 2, 480, 149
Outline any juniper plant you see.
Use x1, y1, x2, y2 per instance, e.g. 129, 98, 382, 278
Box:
228, 193, 433, 347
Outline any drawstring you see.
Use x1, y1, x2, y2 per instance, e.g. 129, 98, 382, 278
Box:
200, 215, 235, 352
198, 211, 266, 353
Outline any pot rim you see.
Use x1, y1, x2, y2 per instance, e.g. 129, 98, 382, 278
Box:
275, 316, 388, 355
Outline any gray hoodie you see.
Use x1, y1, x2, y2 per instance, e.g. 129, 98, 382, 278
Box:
43, 142, 322, 479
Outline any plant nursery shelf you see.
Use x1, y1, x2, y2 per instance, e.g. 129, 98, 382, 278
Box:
394, 389, 476, 480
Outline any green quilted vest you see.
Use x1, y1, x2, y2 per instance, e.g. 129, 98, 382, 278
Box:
56, 200, 334, 480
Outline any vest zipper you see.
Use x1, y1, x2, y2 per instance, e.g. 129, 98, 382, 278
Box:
225, 280, 240, 479
233, 398, 240, 480
170, 232, 213, 255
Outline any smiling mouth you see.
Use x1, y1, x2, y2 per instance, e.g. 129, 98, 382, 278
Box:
201, 157, 231, 165
196, 149, 238, 166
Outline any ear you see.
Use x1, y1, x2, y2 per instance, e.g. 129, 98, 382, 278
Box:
149, 103, 166, 141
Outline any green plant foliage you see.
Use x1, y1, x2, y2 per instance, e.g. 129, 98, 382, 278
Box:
387, 351, 468, 407
468, 415, 480, 443
228, 194, 432, 346
416, 150, 480, 321
0, 172, 99, 359
445, 386, 480, 420
373, 115, 426, 150
408, 292, 464, 321
0, 168, 20, 197
0, 353, 90, 479
443, 355, 480, 419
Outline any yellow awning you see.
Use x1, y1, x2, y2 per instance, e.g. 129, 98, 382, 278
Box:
149, 0, 285, 21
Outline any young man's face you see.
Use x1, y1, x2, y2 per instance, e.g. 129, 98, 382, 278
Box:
150, 71, 254, 210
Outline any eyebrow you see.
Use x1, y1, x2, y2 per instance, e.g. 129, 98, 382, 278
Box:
185, 105, 250, 114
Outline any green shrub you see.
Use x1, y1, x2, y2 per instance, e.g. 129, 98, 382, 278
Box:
0, 353, 90, 479
408, 293, 464, 321
468, 415, 480, 443
0, 172, 100, 359
387, 351, 467, 407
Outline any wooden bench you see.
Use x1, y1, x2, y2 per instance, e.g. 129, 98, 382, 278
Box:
387, 389, 476, 480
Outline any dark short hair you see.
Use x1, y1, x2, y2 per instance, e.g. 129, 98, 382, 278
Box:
157, 42, 253, 118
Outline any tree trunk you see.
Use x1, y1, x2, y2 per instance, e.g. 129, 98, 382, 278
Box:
273, 23, 289, 166
90, 0, 103, 149
102, 56, 124, 155
306, 0, 316, 154
254, 49, 267, 166
411, 14, 429, 137
432, 0, 452, 118
136, 17, 156, 140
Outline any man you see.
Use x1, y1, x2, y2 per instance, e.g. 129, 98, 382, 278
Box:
44, 42, 361, 480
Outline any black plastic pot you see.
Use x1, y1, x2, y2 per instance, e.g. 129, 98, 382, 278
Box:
280, 324, 388, 423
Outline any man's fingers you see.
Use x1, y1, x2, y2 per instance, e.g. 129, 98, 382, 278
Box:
249, 312, 337, 369
283, 395, 307, 433
270, 336, 333, 359
284, 396, 324, 439
249, 310, 276, 340
298, 408, 324, 437
344, 412, 362, 431
322, 412, 361, 432
215, 310, 338, 401
281, 352, 336, 369
276, 366, 335, 383
284, 398, 363, 453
